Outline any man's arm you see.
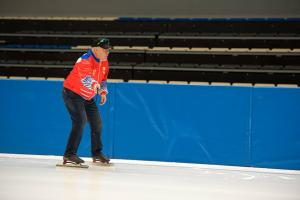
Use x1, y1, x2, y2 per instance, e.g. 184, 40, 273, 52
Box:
99, 60, 109, 95
76, 58, 100, 93
99, 61, 109, 105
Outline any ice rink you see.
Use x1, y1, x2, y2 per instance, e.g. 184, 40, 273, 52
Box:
0, 154, 299, 200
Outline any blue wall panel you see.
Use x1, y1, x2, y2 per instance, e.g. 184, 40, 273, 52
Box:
0, 80, 67, 155
113, 83, 251, 166
251, 87, 300, 170
0, 79, 113, 157
0, 79, 299, 170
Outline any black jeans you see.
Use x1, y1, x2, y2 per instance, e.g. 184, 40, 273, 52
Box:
62, 88, 103, 157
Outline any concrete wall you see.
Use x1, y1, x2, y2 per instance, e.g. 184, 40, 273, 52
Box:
0, 0, 299, 18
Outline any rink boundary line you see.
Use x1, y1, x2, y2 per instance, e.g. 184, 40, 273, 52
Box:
0, 153, 299, 175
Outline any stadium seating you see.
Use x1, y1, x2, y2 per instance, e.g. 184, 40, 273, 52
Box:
0, 18, 299, 84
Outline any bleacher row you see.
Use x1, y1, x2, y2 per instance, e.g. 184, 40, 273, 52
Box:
1, 76, 299, 88
0, 18, 300, 84
2, 33, 300, 49
2, 25, 299, 54
2, 17, 299, 34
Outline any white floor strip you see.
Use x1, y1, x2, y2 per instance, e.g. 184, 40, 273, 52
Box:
0, 153, 299, 200
0, 153, 299, 175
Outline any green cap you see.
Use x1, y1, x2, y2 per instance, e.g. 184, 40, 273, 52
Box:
96, 38, 110, 49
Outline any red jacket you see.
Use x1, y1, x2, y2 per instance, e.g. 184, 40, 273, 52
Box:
64, 49, 109, 100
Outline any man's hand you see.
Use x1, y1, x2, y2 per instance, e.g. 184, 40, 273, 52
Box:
93, 83, 107, 105
100, 93, 107, 105
93, 83, 100, 93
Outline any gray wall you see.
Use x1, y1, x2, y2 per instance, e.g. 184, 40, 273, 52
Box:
0, 0, 299, 18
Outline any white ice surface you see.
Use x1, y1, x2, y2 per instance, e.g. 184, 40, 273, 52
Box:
0, 154, 299, 200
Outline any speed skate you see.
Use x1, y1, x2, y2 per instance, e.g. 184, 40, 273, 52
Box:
92, 154, 113, 166
56, 155, 89, 168
56, 160, 89, 168
55, 161, 113, 168
92, 160, 114, 167
56, 154, 113, 168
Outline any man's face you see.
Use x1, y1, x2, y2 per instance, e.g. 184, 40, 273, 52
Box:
99, 47, 109, 56
104, 48, 110, 56
94, 47, 109, 61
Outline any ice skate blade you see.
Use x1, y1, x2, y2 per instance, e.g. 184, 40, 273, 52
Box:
92, 162, 113, 167
56, 163, 89, 168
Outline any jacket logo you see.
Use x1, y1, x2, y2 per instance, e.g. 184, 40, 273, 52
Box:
81, 76, 96, 89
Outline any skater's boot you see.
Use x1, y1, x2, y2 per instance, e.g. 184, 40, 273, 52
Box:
63, 155, 85, 165
92, 153, 110, 164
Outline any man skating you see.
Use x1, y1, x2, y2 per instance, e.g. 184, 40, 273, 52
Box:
61, 38, 111, 166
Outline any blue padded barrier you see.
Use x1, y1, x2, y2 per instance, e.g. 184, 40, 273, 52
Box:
251, 87, 300, 170
113, 83, 252, 166
0, 79, 299, 170
0, 79, 113, 157
0, 80, 69, 155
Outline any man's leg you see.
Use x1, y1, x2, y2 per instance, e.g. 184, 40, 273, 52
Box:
63, 88, 87, 157
84, 98, 103, 156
